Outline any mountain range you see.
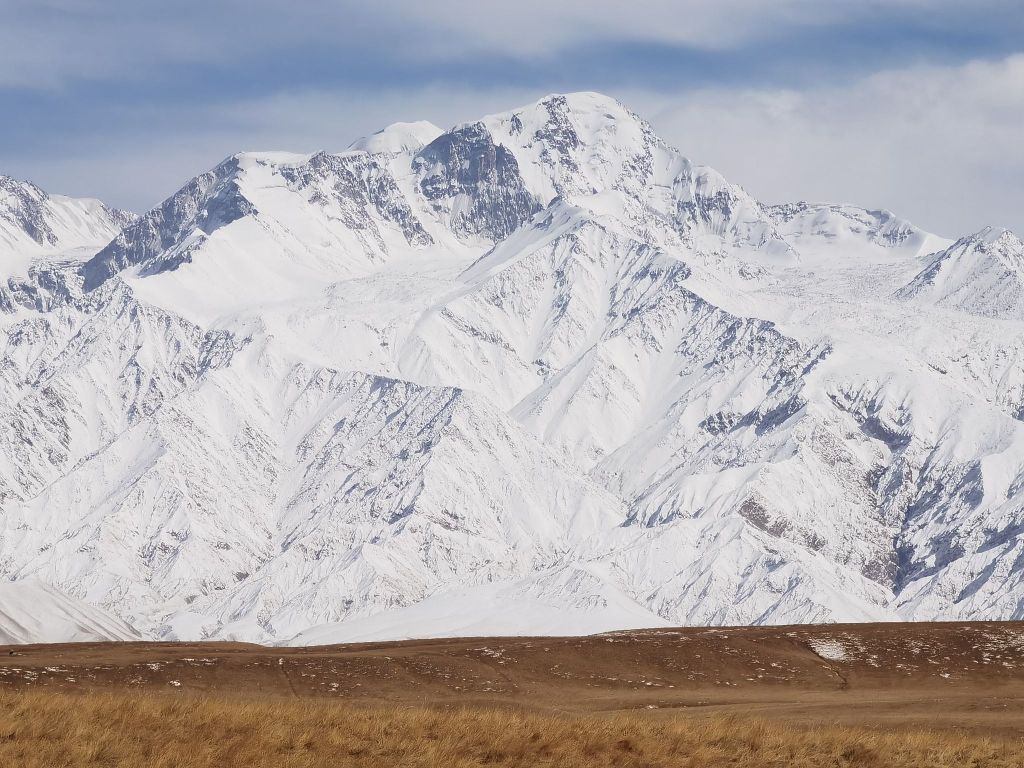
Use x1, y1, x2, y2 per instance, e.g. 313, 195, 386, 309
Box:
1, 92, 1023, 645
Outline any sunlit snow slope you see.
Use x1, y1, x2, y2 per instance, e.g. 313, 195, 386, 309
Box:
1, 93, 1023, 644
0, 581, 139, 644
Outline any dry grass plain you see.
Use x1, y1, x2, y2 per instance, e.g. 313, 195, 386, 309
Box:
3, 690, 1024, 768
2, 622, 1024, 766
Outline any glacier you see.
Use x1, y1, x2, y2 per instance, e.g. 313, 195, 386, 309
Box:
0, 92, 1023, 644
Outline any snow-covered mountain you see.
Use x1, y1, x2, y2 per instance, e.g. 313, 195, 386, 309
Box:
0, 176, 135, 277
895, 227, 1024, 318
1, 92, 1023, 645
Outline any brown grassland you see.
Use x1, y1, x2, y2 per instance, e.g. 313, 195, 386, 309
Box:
3, 623, 1024, 766
2, 689, 1024, 768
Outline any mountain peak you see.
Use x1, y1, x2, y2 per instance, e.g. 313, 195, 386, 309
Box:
513, 91, 634, 120
969, 225, 1021, 249
0, 176, 136, 283
895, 224, 1024, 317
767, 201, 939, 254
349, 120, 444, 154
482, 91, 648, 145
0, 174, 44, 197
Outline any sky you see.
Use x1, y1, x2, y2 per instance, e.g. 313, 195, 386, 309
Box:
2, 0, 1022, 237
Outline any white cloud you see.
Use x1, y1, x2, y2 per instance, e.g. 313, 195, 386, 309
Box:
628, 53, 1024, 236
1, 0, 1011, 88
371, 0, 1018, 57
373, 0, 846, 55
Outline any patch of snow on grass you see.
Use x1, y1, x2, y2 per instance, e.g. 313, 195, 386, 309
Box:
809, 638, 848, 662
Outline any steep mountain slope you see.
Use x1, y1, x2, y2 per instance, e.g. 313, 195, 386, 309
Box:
0, 581, 139, 644
1, 92, 1022, 644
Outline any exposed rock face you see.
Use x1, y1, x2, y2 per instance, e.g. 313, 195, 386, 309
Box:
415, 122, 541, 241
281, 152, 433, 249
81, 158, 255, 290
